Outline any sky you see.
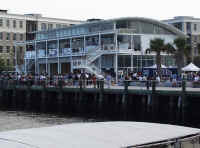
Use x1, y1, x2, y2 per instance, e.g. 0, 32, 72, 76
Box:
2, 0, 200, 21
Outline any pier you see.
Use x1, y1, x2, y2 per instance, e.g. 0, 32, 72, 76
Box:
0, 79, 200, 128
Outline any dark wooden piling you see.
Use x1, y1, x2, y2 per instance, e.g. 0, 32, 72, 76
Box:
40, 81, 47, 113
25, 80, 32, 111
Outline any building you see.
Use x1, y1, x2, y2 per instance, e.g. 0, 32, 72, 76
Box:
163, 16, 200, 61
0, 9, 83, 71
23, 17, 186, 79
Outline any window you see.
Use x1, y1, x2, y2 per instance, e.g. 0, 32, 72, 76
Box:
194, 24, 197, 31
13, 33, 16, 40
0, 19, 3, 27
0, 32, 2, 40
13, 20, 16, 28
48, 24, 53, 30
20, 34, 23, 41
6, 33, 10, 40
0, 46, 3, 53
6, 46, 10, 53
41, 23, 47, 30
56, 24, 61, 28
6, 20, 9, 27
19, 21, 23, 28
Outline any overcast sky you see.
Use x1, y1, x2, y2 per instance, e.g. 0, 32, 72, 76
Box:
2, 0, 200, 21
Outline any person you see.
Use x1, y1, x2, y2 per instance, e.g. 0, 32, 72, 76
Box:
156, 75, 160, 83
106, 73, 112, 88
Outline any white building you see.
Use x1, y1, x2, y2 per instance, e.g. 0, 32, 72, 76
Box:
22, 17, 186, 79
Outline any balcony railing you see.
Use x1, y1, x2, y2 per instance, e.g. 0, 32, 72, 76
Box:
25, 51, 35, 59
38, 49, 46, 58
48, 49, 58, 57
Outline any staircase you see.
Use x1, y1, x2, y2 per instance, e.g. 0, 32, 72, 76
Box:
73, 46, 104, 78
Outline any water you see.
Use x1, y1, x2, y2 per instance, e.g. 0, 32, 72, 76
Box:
0, 111, 87, 132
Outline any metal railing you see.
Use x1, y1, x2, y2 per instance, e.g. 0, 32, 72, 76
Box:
0, 78, 193, 92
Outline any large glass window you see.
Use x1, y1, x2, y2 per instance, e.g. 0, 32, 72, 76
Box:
117, 35, 131, 50
71, 37, 84, 53
118, 55, 131, 67
101, 34, 115, 50
47, 40, 58, 57
133, 35, 141, 51
48, 24, 53, 30
173, 22, 182, 31
59, 39, 71, 55
37, 42, 46, 58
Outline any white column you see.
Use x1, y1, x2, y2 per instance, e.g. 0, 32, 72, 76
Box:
99, 33, 101, 49
24, 58, 27, 74
83, 35, 86, 54
115, 32, 118, 82
48, 63, 50, 76
34, 41, 37, 74
131, 54, 133, 71
70, 38, 73, 72
115, 54, 118, 83
45, 40, 48, 74
57, 39, 60, 74
131, 35, 133, 50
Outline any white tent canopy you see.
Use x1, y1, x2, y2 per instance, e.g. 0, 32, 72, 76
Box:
146, 64, 167, 69
182, 63, 200, 72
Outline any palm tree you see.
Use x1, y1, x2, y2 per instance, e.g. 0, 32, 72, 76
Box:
173, 37, 191, 75
149, 38, 172, 77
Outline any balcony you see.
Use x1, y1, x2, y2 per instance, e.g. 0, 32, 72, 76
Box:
38, 49, 46, 58
25, 51, 35, 59
48, 49, 58, 57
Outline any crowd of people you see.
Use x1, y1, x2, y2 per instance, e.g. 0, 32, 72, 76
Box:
0, 70, 200, 88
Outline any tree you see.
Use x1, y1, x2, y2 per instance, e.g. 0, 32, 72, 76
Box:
0, 57, 6, 72
149, 38, 173, 77
173, 37, 191, 75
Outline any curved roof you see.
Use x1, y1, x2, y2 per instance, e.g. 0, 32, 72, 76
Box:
97, 17, 186, 37
36, 17, 187, 38
0, 121, 199, 148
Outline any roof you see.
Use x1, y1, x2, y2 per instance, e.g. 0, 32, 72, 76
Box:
0, 121, 199, 148
182, 62, 200, 71
33, 17, 186, 38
